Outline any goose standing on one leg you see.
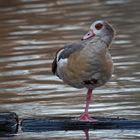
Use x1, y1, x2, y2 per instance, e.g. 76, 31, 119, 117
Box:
52, 20, 115, 121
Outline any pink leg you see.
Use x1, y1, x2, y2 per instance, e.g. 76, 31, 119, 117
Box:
80, 89, 93, 121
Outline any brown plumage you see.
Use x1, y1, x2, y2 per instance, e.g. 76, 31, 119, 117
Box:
52, 20, 115, 121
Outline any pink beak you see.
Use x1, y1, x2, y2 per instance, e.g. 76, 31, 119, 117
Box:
82, 30, 95, 40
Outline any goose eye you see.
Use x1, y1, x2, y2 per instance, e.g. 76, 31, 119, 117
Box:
95, 23, 103, 30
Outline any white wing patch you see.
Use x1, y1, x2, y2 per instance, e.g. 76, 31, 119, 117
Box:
56, 49, 68, 78
57, 58, 68, 79
56, 49, 64, 63
57, 58, 68, 68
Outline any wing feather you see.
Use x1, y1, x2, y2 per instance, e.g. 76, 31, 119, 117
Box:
52, 43, 84, 75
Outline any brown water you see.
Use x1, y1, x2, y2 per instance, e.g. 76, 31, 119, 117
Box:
0, 0, 140, 139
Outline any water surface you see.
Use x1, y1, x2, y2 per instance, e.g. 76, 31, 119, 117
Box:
0, 0, 140, 139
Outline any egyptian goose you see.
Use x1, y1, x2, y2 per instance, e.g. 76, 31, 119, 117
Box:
52, 20, 115, 121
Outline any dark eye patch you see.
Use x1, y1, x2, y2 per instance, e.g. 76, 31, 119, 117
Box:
95, 23, 103, 30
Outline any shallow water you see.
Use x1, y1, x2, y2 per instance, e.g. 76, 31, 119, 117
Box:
0, 0, 140, 139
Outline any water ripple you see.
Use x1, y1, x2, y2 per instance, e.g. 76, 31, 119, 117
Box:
0, 0, 139, 139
